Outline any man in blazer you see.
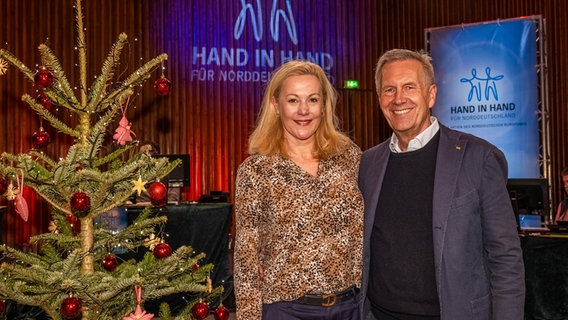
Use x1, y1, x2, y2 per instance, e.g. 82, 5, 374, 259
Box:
359, 49, 525, 320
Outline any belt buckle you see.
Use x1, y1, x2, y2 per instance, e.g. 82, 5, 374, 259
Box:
321, 293, 337, 307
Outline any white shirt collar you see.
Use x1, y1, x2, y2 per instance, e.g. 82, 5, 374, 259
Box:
389, 116, 440, 153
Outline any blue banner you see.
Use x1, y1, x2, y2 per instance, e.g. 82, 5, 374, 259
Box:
428, 18, 539, 178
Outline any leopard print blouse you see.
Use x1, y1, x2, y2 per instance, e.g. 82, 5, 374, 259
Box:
234, 142, 364, 319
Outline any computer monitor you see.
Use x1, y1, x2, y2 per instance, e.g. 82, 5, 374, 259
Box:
507, 178, 550, 217
157, 154, 190, 188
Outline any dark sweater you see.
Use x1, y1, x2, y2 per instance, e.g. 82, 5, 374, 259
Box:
368, 133, 441, 319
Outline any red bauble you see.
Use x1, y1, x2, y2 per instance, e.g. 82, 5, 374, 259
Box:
214, 306, 230, 320
102, 254, 118, 272
153, 242, 172, 259
0, 299, 4, 314
32, 128, 51, 148
60, 296, 82, 319
192, 263, 200, 272
191, 301, 210, 320
154, 77, 171, 96
148, 181, 167, 207
70, 192, 91, 217
36, 93, 52, 110
66, 214, 81, 234
0, 177, 8, 195
34, 68, 55, 88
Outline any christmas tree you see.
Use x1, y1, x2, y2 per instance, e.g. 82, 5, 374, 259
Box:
0, 0, 226, 319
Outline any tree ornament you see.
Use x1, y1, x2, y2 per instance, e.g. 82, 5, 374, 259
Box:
131, 175, 147, 197
113, 96, 136, 145
14, 169, 29, 222
0, 176, 8, 195
147, 181, 167, 207
102, 254, 118, 272
153, 242, 172, 259
34, 68, 55, 88
123, 285, 154, 320
48, 220, 59, 233
0, 57, 8, 75
192, 262, 200, 272
70, 191, 90, 217
66, 214, 81, 234
153, 77, 171, 96
60, 295, 82, 319
4, 181, 17, 201
32, 127, 51, 148
214, 305, 230, 320
36, 93, 52, 110
191, 301, 210, 320
0, 299, 5, 314
143, 233, 161, 251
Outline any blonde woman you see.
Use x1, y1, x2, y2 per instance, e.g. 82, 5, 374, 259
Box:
234, 60, 364, 320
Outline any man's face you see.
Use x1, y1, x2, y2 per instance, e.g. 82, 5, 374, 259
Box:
378, 59, 437, 144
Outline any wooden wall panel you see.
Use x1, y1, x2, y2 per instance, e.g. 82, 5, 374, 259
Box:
1, 0, 568, 246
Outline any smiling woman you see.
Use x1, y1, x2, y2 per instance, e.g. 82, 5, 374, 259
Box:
233, 60, 364, 320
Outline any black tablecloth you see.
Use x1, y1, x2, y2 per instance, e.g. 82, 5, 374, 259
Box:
522, 234, 568, 319
123, 202, 234, 312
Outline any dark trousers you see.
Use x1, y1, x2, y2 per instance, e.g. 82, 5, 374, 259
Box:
262, 296, 360, 320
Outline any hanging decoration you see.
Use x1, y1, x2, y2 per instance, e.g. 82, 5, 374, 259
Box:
122, 285, 154, 320
32, 127, 51, 148
191, 301, 210, 320
147, 181, 167, 207
34, 68, 55, 88
0, 57, 8, 75
113, 96, 136, 145
13, 169, 29, 222
131, 175, 147, 197
48, 220, 59, 233
35, 93, 52, 110
70, 191, 91, 218
102, 254, 118, 272
60, 294, 82, 319
0, 299, 5, 314
153, 60, 171, 96
153, 77, 171, 96
143, 233, 161, 251
214, 305, 230, 320
152, 242, 172, 260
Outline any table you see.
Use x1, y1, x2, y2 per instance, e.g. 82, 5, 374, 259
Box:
522, 234, 568, 319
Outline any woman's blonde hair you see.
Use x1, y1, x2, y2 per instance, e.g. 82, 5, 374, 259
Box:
248, 60, 350, 159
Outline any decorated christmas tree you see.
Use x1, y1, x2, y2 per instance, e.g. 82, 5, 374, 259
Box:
0, 0, 227, 319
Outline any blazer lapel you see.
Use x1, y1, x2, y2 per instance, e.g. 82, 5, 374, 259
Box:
361, 143, 391, 242
432, 126, 467, 264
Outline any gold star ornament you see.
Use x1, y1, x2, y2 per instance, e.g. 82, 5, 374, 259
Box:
131, 175, 147, 196
0, 58, 8, 75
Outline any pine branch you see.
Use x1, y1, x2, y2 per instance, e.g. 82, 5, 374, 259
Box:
0, 48, 36, 81
38, 44, 80, 108
27, 150, 58, 168
0, 245, 51, 269
100, 53, 168, 109
22, 94, 81, 137
92, 143, 135, 168
87, 33, 129, 112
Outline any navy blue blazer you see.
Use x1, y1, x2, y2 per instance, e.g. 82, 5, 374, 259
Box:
358, 125, 525, 320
